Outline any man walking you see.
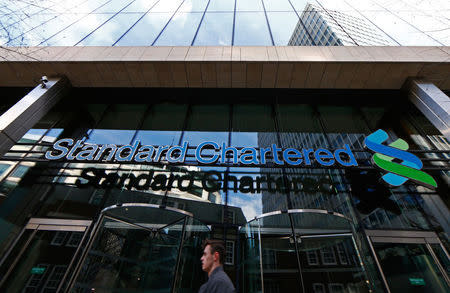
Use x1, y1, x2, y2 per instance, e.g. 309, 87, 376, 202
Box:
199, 239, 236, 293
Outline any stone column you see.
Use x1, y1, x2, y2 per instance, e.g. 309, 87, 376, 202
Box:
406, 79, 450, 140
0, 76, 71, 156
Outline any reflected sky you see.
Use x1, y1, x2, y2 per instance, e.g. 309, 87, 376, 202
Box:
1, 0, 449, 46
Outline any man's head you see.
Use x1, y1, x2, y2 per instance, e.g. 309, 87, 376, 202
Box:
201, 239, 225, 275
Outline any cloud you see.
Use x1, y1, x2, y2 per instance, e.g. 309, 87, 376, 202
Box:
228, 193, 262, 221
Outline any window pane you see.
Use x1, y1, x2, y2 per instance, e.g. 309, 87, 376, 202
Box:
7, 14, 81, 46
194, 12, 233, 45
234, 12, 272, 45
236, 0, 263, 11
77, 13, 143, 46
266, 12, 299, 45
179, 0, 209, 13
350, 0, 441, 46
134, 103, 187, 145
122, 0, 159, 12
154, 12, 203, 46
289, 0, 311, 12
207, 0, 235, 12
115, 12, 172, 46
95, 0, 134, 13
150, 0, 183, 13
46, 14, 111, 46
263, 0, 294, 11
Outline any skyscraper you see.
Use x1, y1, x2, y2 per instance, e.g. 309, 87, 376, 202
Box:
0, 1, 449, 292
288, 2, 394, 46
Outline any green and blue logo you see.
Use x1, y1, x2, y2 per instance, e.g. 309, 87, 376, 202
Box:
364, 129, 437, 189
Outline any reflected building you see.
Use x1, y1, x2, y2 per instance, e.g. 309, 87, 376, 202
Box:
288, 3, 394, 46
0, 0, 449, 293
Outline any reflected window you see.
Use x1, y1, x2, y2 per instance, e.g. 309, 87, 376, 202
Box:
306, 250, 319, 265
320, 246, 337, 265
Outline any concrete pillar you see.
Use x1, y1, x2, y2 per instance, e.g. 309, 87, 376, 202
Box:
0, 76, 70, 156
406, 79, 450, 140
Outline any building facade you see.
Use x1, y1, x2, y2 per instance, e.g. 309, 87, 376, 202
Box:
0, 0, 449, 293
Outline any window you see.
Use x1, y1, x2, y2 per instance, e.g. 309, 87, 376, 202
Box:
312, 283, 325, 293
42, 265, 67, 290
336, 243, 348, 264
329, 283, 345, 293
10, 165, 29, 178
320, 246, 337, 265
306, 250, 319, 265
51, 231, 69, 246
208, 193, 217, 203
225, 240, 234, 265
66, 232, 84, 247
0, 163, 11, 176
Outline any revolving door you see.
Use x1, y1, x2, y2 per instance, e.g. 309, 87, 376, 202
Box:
69, 204, 210, 293
240, 209, 370, 293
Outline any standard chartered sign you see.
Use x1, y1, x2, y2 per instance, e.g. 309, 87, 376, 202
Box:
45, 138, 358, 167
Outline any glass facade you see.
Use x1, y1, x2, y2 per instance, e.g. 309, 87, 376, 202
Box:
0, 88, 448, 292
0, 0, 449, 292
1, 0, 449, 46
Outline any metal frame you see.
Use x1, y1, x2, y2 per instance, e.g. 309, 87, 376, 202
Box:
66, 203, 208, 293
252, 209, 369, 293
365, 229, 450, 291
0, 217, 91, 291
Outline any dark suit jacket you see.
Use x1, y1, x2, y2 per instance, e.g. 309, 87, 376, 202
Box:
199, 266, 235, 293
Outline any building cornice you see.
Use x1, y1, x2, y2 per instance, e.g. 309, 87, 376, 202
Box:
0, 46, 449, 90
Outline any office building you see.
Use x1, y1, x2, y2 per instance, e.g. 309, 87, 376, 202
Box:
0, 0, 449, 292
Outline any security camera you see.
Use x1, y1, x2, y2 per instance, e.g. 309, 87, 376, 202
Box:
40, 76, 48, 88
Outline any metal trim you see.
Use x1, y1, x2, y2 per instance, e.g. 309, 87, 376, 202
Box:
101, 203, 194, 218
0, 229, 38, 288
365, 234, 391, 293
255, 208, 353, 223
425, 242, 450, 286
27, 218, 91, 227
365, 229, 438, 238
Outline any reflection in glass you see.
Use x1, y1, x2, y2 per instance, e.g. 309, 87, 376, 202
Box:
266, 12, 300, 45
150, 0, 183, 13
115, 12, 172, 46
46, 14, 111, 46
77, 13, 144, 46
236, 0, 264, 11
178, 0, 209, 13
94, 0, 134, 13
263, 0, 294, 11
86, 104, 146, 145
374, 242, 450, 292
234, 12, 273, 45
153, 12, 203, 46
7, 13, 82, 46
207, 0, 235, 12
122, 0, 158, 13
194, 12, 233, 45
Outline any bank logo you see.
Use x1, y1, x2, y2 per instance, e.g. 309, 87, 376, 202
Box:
364, 129, 437, 189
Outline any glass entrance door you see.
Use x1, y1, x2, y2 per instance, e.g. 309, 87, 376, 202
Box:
240, 210, 371, 293
367, 230, 450, 293
69, 203, 210, 293
0, 218, 91, 293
